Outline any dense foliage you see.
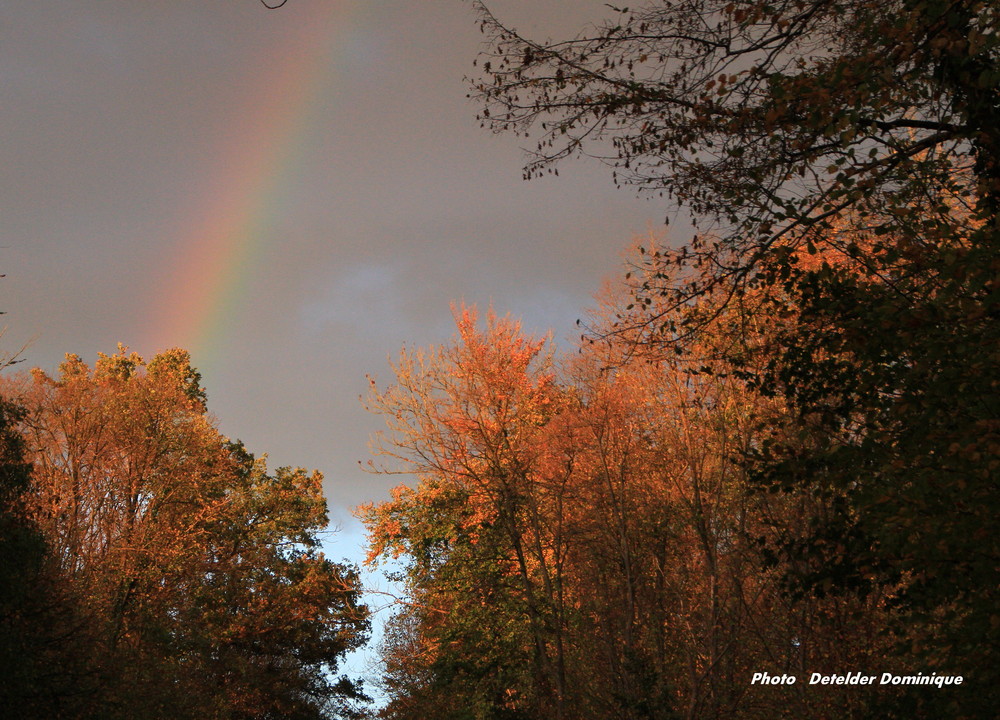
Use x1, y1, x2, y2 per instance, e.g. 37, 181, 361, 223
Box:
0, 347, 369, 719
6, 1, 996, 717
360, 305, 894, 719
357, 0, 998, 718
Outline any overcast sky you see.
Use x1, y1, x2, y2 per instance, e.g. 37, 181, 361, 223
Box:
1, 1, 663, 678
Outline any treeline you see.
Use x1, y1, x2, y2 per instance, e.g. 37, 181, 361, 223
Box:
2, 0, 996, 717
360, 276, 893, 719
362, 222, 996, 719
359, 0, 998, 718
0, 348, 369, 719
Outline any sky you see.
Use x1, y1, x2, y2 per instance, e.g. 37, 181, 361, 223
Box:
0, 0, 662, 689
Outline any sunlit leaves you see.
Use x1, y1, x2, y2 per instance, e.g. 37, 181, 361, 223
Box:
362, 294, 888, 719
1, 347, 369, 719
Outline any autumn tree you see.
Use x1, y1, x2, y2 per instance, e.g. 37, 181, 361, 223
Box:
577, 272, 897, 720
471, 2, 998, 715
2, 346, 369, 719
0, 396, 103, 718
362, 301, 892, 719
361, 307, 570, 720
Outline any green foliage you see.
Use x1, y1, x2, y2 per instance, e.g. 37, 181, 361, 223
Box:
363, 478, 540, 720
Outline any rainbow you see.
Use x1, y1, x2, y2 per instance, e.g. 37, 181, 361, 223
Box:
149, 1, 363, 371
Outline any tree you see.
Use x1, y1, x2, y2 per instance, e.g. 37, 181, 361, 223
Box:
471, 0, 997, 280
362, 307, 568, 720
579, 272, 897, 720
0, 399, 47, 699
362, 301, 892, 719
0, 396, 101, 718
472, 3, 999, 716
2, 346, 369, 719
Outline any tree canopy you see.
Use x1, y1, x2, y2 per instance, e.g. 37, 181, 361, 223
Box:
0, 346, 369, 719
435, 1, 1000, 716
361, 301, 900, 719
